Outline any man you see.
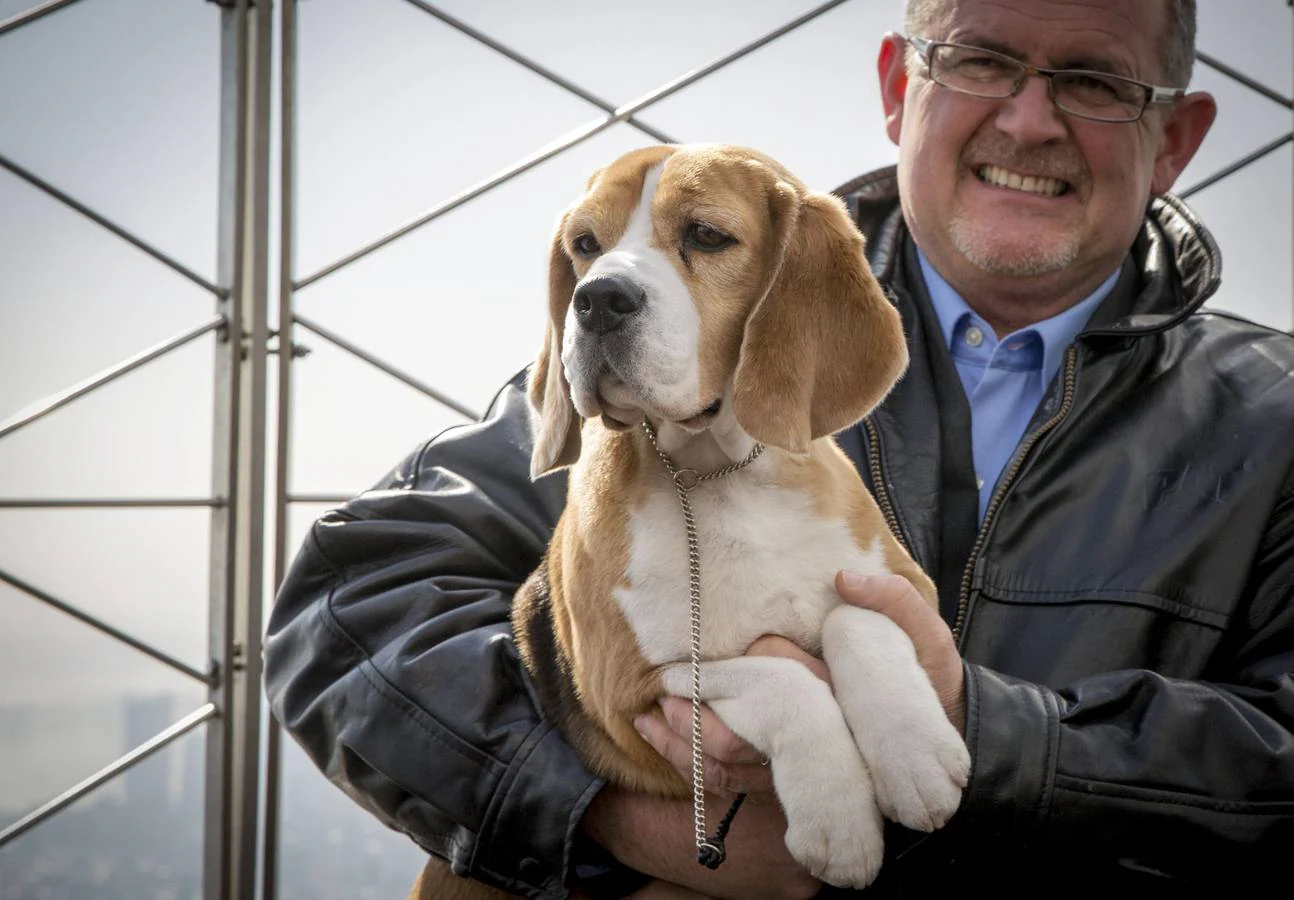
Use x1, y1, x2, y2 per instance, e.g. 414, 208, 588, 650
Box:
264, 0, 1294, 897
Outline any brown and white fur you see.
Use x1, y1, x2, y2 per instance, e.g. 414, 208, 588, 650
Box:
412, 144, 969, 899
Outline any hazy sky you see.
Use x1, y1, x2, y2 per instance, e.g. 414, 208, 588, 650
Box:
0, 0, 1290, 874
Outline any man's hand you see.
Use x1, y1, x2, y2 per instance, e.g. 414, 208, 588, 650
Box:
611, 571, 964, 898
633, 639, 829, 797
581, 786, 822, 900
606, 640, 829, 899
835, 570, 966, 734
635, 572, 964, 796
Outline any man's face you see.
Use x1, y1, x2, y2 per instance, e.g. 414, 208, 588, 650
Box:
887, 0, 1197, 303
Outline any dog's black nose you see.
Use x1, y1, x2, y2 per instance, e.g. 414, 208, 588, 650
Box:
572, 275, 645, 334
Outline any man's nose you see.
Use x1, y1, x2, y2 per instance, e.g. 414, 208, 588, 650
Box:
573, 274, 646, 334
994, 74, 1069, 143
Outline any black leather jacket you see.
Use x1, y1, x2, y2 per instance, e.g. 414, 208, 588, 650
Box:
264, 167, 1294, 898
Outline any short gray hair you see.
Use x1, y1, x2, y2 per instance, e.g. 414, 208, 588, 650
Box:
904, 0, 1197, 86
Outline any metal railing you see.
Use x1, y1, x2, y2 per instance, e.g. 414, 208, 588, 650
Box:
0, 1, 1290, 898
1180, 50, 1293, 198
0, 1, 273, 898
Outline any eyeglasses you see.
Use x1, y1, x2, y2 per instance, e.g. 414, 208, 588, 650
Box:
906, 35, 1184, 123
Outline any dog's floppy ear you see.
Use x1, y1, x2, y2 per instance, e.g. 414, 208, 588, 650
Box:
527, 215, 582, 478
733, 184, 907, 453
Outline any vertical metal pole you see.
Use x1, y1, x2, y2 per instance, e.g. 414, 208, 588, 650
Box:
261, 0, 296, 896
206, 2, 247, 894
238, 0, 274, 894
207, 0, 273, 897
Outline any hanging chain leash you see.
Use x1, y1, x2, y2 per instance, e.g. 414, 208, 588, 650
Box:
641, 420, 764, 868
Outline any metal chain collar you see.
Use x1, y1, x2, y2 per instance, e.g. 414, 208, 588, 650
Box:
641, 420, 765, 865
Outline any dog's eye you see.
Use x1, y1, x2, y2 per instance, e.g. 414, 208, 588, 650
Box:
572, 233, 602, 258
684, 221, 735, 252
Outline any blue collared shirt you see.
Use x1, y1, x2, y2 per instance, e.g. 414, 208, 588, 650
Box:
918, 249, 1119, 522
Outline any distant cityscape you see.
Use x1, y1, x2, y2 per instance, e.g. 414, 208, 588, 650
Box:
0, 694, 426, 899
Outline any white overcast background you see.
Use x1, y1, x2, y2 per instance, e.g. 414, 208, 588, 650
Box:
0, 0, 1290, 892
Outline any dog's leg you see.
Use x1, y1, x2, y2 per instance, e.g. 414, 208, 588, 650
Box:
660, 657, 883, 889
821, 604, 970, 832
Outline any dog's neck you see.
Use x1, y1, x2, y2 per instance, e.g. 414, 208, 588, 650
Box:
644, 408, 760, 473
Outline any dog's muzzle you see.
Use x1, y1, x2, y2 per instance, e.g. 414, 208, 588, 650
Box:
573, 273, 646, 335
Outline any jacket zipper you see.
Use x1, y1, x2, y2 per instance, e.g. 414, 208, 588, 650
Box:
951, 344, 1082, 646
861, 416, 913, 556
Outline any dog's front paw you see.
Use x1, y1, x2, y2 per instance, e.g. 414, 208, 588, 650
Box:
777, 755, 884, 888
867, 712, 969, 832
783, 791, 884, 889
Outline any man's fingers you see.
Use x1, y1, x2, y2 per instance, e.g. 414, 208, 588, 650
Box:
709, 762, 775, 797
658, 696, 765, 766
633, 711, 690, 770
632, 714, 771, 796
835, 571, 933, 627
835, 570, 967, 733
635, 701, 775, 796
835, 572, 950, 659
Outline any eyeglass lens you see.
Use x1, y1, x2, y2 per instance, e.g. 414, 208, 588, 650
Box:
930, 43, 1145, 121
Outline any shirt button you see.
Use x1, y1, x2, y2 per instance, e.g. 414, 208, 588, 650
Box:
976, 475, 985, 490
964, 326, 985, 348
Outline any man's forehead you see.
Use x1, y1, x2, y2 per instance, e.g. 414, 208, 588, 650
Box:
937, 0, 1162, 72
937, 0, 1158, 26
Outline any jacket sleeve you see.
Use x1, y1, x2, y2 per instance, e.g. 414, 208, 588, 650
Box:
942, 482, 1294, 888
264, 371, 603, 898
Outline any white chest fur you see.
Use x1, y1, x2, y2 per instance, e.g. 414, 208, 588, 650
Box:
616, 470, 891, 665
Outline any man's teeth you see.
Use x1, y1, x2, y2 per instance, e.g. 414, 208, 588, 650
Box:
978, 164, 1067, 197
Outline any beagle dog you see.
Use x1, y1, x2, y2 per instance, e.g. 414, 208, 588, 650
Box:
412, 144, 969, 899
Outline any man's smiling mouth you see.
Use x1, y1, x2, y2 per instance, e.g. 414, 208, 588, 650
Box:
977, 164, 1070, 197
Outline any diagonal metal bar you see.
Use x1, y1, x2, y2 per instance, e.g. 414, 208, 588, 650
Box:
1197, 51, 1292, 110
293, 116, 618, 290
287, 492, 353, 505
1180, 132, 1293, 199
294, 0, 850, 290
0, 566, 215, 686
400, 0, 677, 144
292, 313, 480, 420
0, 497, 224, 508
0, 0, 88, 37
0, 152, 228, 297
0, 702, 218, 848
0, 315, 225, 442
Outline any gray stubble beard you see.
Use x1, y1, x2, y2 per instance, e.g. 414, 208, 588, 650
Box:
947, 214, 1081, 278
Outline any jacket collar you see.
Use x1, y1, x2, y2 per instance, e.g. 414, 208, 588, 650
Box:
833, 165, 1224, 337
832, 166, 1224, 603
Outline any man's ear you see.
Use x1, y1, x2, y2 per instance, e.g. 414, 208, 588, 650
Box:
878, 32, 910, 147
1151, 91, 1217, 196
